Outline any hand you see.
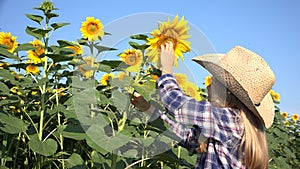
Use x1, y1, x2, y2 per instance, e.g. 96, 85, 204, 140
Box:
130, 92, 151, 112
160, 41, 175, 74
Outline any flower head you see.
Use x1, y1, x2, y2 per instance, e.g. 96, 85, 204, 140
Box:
78, 56, 98, 78
119, 49, 143, 72
292, 114, 299, 122
284, 120, 290, 127
174, 73, 187, 88
100, 73, 114, 86
0, 32, 18, 53
269, 89, 280, 101
183, 81, 202, 101
26, 64, 40, 74
80, 17, 104, 41
273, 93, 280, 101
281, 112, 288, 119
146, 15, 191, 67
30, 39, 44, 56
204, 75, 212, 87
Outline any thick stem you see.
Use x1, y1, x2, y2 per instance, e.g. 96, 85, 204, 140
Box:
39, 21, 49, 141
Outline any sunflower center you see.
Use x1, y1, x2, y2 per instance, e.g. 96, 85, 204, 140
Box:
87, 22, 98, 34
125, 55, 137, 65
2, 38, 14, 50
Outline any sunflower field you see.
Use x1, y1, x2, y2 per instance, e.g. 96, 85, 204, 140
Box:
0, 1, 299, 169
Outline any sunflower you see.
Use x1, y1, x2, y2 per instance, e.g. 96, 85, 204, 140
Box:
119, 49, 143, 72
10, 86, 21, 95
100, 73, 114, 86
146, 15, 191, 67
269, 89, 275, 96
281, 112, 288, 119
183, 81, 202, 101
273, 93, 280, 101
80, 17, 104, 41
28, 50, 45, 64
0, 32, 18, 53
30, 39, 44, 55
26, 64, 39, 74
284, 120, 290, 127
292, 114, 299, 122
204, 75, 212, 87
9, 106, 21, 113
66, 41, 83, 56
78, 56, 98, 78
174, 73, 187, 88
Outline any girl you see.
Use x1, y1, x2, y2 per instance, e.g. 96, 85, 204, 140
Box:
131, 42, 275, 169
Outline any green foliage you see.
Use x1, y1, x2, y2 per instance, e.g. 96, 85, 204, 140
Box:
0, 1, 299, 169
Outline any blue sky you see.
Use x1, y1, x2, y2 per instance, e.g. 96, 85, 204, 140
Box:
0, 0, 299, 115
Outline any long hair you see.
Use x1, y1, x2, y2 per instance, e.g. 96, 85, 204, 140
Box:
209, 78, 269, 169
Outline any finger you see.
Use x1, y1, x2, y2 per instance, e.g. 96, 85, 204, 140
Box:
168, 42, 174, 52
160, 44, 166, 51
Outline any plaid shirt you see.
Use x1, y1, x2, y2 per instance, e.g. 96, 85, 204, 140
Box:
152, 74, 246, 169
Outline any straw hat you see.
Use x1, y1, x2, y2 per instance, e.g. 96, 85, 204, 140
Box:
192, 46, 276, 128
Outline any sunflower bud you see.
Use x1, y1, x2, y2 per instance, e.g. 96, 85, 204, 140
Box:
40, 0, 54, 14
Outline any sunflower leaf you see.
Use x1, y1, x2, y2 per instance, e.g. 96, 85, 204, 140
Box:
93, 45, 117, 55
25, 14, 44, 24
26, 26, 52, 39
47, 54, 73, 63
51, 22, 70, 30
45, 13, 59, 19
14, 43, 35, 52
129, 41, 149, 51
130, 34, 149, 41
0, 47, 19, 60
57, 40, 77, 47
99, 60, 123, 69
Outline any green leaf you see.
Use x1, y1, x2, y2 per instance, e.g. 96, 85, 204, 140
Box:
0, 112, 29, 134
45, 13, 59, 19
58, 48, 75, 55
0, 95, 20, 106
0, 47, 19, 60
111, 76, 131, 88
28, 134, 58, 156
132, 81, 156, 100
25, 14, 43, 24
86, 124, 131, 152
26, 26, 52, 39
99, 60, 123, 69
14, 43, 35, 52
57, 40, 77, 47
98, 63, 112, 73
112, 90, 129, 111
129, 41, 149, 51
57, 124, 86, 140
51, 22, 70, 30
93, 45, 116, 55
130, 34, 149, 41
47, 54, 73, 63
65, 153, 85, 169
0, 69, 16, 82
0, 82, 10, 94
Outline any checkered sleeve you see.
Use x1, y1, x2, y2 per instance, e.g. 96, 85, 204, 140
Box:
156, 74, 213, 136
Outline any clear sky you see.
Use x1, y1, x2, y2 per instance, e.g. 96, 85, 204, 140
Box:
0, 0, 299, 115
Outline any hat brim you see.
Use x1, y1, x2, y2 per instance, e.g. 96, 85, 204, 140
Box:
192, 54, 274, 128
